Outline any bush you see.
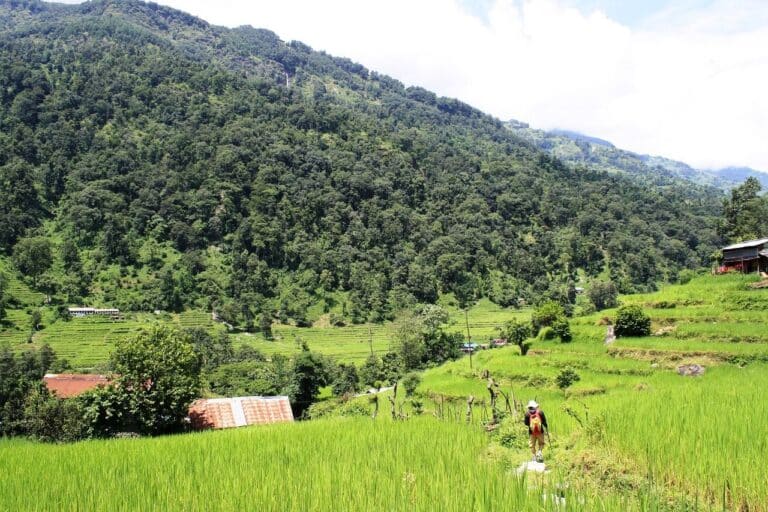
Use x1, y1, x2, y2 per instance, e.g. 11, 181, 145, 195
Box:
614, 305, 651, 337
537, 326, 556, 341
531, 301, 566, 335
551, 318, 572, 343
678, 269, 696, 285
495, 417, 530, 449
555, 367, 580, 390
23, 389, 87, 442
401, 372, 422, 397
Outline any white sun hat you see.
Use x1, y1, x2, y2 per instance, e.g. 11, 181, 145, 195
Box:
527, 400, 539, 409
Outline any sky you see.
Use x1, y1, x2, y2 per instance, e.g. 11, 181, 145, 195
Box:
56, 0, 768, 171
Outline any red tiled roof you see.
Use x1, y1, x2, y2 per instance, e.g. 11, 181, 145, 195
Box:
43, 373, 111, 398
189, 396, 293, 430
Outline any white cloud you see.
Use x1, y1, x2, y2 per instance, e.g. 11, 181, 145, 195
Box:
49, 0, 768, 170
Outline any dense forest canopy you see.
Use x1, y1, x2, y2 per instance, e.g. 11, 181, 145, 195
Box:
0, 0, 723, 326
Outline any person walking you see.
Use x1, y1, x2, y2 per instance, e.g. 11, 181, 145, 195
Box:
524, 400, 548, 462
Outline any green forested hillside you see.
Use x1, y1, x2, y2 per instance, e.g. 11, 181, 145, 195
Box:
0, 0, 723, 327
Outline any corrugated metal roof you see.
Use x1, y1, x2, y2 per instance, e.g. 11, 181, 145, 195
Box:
722, 238, 768, 251
189, 396, 293, 429
43, 374, 111, 398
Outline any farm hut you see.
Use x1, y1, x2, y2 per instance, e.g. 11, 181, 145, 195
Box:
43, 373, 111, 398
720, 238, 768, 273
67, 307, 120, 318
188, 396, 294, 430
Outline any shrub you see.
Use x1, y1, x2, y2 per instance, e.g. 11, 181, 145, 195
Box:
556, 367, 581, 390
614, 305, 651, 337
402, 372, 422, 397
678, 269, 696, 285
537, 326, 556, 341
531, 301, 566, 334
495, 418, 530, 449
551, 318, 572, 343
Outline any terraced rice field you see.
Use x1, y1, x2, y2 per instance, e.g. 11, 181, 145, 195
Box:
0, 416, 665, 511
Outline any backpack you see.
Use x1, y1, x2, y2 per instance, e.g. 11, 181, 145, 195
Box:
529, 411, 543, 435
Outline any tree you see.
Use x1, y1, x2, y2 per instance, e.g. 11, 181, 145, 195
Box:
614, 305, 651, 337
29, 309, 42, 331
551, 317, 572, 343
721, 177, 768, 242
331, 363, 359, 397
393, 313, 426, 371
260, 311, 273, 340
0, 272, 7, 322
359, 353, 384, 388
499, 318, 531, 355
186, 328, 233, 370
587, 281, 618, 311
291, 345, 328, 418
12, 237, 52, 286
83, 325, 201, 436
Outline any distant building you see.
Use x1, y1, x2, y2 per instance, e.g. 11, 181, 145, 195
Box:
67, 307, 120, 318
43, 373, 111, 398
720, 238, 768, 273
188, 396, 294, 430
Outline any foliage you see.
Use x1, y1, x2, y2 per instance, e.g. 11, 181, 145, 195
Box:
551, 317, 572, 343
330, 363, 360, 397
11, 237, 52, 284
614, 305, 651, 337
0, 0, 722, 325
499, 318, 531, 355
531, 301, 566, 335
393, 306, 460, 370
290, 346, 330, 417
23, 388, 87, 442
0, 343, 57, 436
587, 281, 619, 311
555, 367, 580, 389
401, 372, 421, 397
83, 325, 201, 436
720, 177, 768, 242
359, 353, 384, 388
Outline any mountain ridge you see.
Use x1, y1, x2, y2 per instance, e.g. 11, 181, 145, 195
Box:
507, 120, 768, 190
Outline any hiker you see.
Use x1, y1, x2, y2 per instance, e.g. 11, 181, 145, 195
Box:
524, 400, 548, 462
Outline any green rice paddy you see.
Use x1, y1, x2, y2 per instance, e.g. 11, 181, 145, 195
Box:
2, 273, 767, 510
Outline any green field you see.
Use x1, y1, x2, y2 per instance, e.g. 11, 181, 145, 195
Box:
2, 273, 768, 509
0, 416, 670, 511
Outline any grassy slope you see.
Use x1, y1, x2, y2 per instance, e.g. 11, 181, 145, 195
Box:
2, 272, 767, 509
417, 273, 768, 510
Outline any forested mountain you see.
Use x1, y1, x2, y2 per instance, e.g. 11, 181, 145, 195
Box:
0, 0, 723, 327
507, 120, 768, 191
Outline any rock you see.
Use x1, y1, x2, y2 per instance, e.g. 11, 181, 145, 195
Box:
677, 364, 705, 376
604, 326, 616, 345
517, 460, 548, 475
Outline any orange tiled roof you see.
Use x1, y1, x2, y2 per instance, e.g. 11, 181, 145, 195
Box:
43, 373, 111, 398
189, 396, 294, 429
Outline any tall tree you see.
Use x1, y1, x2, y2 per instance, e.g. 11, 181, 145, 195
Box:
12, 237, 52, 286
721, 177, 768, 241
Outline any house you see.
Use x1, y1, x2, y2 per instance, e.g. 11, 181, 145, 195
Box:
68, 307, 120, 318
720, 238, 768, 273
188, 396, 294, 430
43, 373, 111, 398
